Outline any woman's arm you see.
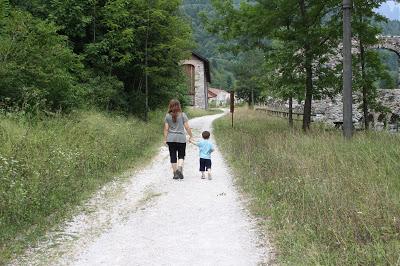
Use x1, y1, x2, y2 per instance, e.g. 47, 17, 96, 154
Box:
163, 123, 169, 145
184, 121, 193, 141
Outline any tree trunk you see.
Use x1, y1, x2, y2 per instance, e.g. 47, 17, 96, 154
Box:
289, 96, 293, 128
93, 2, 96, 43
300, 0, 313, 132
251, 88, 255, 110
303, 47, 313, 131
359, 38, 368, 130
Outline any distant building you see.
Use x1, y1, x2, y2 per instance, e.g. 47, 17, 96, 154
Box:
208, 88, 230, 106
181, 52, 211, 109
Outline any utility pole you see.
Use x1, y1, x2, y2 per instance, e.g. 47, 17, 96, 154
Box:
343, 0, 353, 139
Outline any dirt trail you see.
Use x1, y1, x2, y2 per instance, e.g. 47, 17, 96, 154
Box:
12, 112, 270, 266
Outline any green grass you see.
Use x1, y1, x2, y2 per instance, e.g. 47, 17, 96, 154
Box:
185, 107, 223, 119
0, 110, 163, 263
214, 109, 400, 265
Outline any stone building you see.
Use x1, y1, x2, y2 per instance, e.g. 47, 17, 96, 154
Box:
208, 88, 231, 106
181, 52, 211, 109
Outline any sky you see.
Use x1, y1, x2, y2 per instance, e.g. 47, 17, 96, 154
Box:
376, 1, 400, 21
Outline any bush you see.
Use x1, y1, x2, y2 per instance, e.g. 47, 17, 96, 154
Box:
0, 9, 86, 112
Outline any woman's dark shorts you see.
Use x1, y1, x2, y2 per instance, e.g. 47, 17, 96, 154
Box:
199, 158, 212, 172
167, 142, 186, 163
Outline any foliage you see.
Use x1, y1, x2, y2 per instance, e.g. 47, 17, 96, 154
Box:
0, 9, 85, 112
214, 109, 400, 265
3, 0, 193, 115
352, 0, 395, 129
208, 0, 400, 131
84, 0, 194, 114
208, 0, 343, 130
262, 40, 306, 102
232, 49, 264, 105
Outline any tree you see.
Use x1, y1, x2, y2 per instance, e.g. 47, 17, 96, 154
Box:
6, 0, 194, 116
84, 0, 193, 115
208, 0, 342, 131
232, 49, 264, 108
352, 0, 395, 130
263, 40, 305, 127
0, 9, 86, 112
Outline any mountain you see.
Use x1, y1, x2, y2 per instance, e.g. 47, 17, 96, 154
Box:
377, 1, 400, 21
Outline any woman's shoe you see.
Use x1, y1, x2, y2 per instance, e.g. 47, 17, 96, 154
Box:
173, 171, 180, 180
177, 167, 184, 179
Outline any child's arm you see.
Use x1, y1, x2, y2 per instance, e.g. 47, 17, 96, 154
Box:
189, 138, 199, 146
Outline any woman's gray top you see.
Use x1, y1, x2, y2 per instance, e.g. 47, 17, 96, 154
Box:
165, 112, 189, 143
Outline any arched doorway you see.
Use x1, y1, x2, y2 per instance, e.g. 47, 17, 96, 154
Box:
373, 36, 400, 88
375, 48, 399, 88
183, 64, 195, 106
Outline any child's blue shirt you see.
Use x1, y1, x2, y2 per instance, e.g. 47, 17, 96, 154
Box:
197, 140, 213, 159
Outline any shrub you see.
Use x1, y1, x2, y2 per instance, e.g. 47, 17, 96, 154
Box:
0, 9, 86, 112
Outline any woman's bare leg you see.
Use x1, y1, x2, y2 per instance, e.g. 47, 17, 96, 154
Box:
176, 159, 184, 179
171, 163, 178, 173
177, 159, 184, 170
171, 163, 179, 179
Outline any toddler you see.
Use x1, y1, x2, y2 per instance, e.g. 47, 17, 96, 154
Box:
190, 131, 214, 180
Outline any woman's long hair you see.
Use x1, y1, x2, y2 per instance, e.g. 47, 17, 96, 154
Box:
168, 99, 182, 123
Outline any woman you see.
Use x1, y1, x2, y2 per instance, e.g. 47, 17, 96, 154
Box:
164, 99, 193, 179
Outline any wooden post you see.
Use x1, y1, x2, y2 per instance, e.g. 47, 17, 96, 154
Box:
230, 91, 235, 128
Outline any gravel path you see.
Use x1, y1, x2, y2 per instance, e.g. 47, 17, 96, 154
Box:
12, 112, 270, 266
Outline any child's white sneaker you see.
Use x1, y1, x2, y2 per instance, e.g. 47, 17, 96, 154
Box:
208, 173, 212, 180
201, 173, 206, 179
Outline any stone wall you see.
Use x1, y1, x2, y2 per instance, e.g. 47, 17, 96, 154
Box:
265, 89, 400, 131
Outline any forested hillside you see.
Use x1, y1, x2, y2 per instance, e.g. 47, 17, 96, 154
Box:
380, 19, 400, 35
181, 0, 239, 89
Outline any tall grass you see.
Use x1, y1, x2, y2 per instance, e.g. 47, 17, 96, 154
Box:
0, 110, 163, 263
214, 110, 400, 265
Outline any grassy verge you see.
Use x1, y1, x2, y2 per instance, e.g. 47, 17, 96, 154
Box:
185, 107, 223, 119
0, 110, 163, 263
214, 109, 400, 265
